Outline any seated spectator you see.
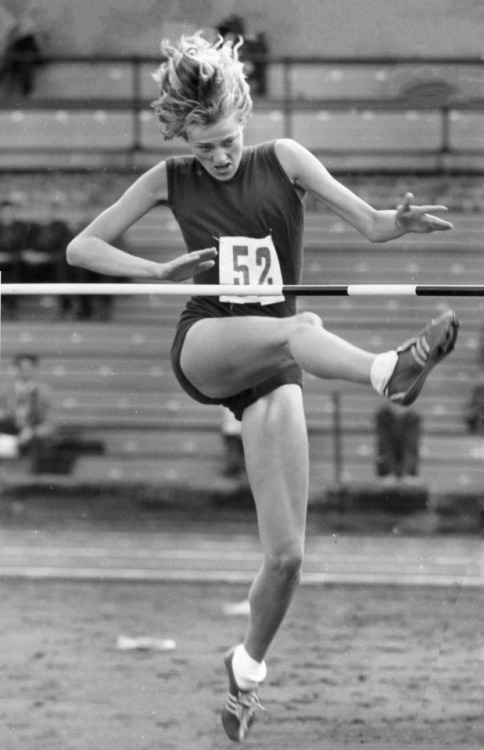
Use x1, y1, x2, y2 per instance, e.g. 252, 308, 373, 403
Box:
33, 198, 75, 316
216, 14, 268, 97
58, 208, 121, 321
375, 403, 421, 482
63, 264, 117, 322
0, 1, 47, 98
18, 218, 50, 282
465, 373, 484, 434
220, 407, 246, 479
0, 352, 83, 473
0, 352, 55, 457
17, 199, 70, 287
0, 198, 24, 319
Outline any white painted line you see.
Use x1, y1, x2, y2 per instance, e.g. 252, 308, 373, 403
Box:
0, 566, 481, 587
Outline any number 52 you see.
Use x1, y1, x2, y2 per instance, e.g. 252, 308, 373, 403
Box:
232, 245, 273, 286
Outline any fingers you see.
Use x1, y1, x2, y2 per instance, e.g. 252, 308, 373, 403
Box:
180, 247, 217, 276
191, 247, 217, 261
185, 247, 217, 274
166, 248, 217, 280
396, 192, 453, 233
396, 192, 414, 213
398, 192, 449, 217
417, 205, 448, 214
188, 256, 217, 270
424, 215, 454, 231
192, 260, 216, 274
398, 194, 450, 216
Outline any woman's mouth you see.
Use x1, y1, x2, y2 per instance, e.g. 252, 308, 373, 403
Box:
213, 163, 232, 176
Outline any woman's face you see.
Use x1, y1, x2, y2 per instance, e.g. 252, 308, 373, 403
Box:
185, 113, 245, 181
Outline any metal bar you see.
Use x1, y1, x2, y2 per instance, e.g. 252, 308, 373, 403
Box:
2, 283, 484, 296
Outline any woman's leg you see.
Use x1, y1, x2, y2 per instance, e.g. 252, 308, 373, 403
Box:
221, 383, 309, 741
181, 309, 458, 408
240, 384, 309, 662
181, 311, 374, 399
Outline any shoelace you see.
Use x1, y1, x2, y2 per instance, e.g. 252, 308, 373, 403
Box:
226, 687, 265, 732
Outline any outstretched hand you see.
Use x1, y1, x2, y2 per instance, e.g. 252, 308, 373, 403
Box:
395, 192, 454, 233
159, 247, 217, 281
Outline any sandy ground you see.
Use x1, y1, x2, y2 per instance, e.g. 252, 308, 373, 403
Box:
0, 578, 482, 750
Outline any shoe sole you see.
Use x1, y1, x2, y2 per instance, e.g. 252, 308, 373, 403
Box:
391, 311, 459, 406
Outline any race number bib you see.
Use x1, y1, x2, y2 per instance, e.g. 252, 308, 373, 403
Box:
218, 234, 284, 305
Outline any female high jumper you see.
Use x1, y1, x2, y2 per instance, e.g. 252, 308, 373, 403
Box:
67, 32, 459, 743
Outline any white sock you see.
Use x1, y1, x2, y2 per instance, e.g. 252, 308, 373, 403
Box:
232, 644, 267, 690
370, 350, 399, 396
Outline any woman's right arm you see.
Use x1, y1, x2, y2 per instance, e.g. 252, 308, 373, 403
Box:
67, 161, 216, 280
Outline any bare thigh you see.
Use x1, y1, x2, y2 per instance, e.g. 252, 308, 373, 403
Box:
180, 314, 302, 399
242, 384, 309, 555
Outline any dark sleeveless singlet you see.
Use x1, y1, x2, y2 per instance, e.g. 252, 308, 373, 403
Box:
167, 140, 306, 420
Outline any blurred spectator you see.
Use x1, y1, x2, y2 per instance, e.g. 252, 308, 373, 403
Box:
14, 208, 57, 316
0, 352, 82, 473
18, 208, 61, 286
0, 353, 55, 458
465, 323, 484, 434
37, 198, 74, 283
0, 1, 47, 98
63, 264, 116, 321
375, 403, 421, 482
60, 210, 125, 321
476, 321, 484, 370
33, 199, 75, 317
465, 373, 484, 434
216, 14, 268, 97
0, 198, 24, 319
216, 13, 245, 41
220, 407, 246, 479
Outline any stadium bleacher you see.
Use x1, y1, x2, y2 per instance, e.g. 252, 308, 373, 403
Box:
2, 211, 484, 497
1, 56, 484, 172
1, 52, 484, 502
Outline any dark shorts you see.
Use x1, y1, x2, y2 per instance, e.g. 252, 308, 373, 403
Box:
170, 298, 303, 421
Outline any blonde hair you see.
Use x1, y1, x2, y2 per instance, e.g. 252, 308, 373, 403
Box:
152, 32, 253, 140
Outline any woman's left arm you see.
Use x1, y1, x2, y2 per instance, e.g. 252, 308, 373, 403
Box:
275, 139, 453, 242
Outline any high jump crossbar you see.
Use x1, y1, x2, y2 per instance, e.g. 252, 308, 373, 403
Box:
2, 283, 484, 297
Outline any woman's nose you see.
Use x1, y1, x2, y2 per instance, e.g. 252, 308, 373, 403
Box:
212, 148, 227, 164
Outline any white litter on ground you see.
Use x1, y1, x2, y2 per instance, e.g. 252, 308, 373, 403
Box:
116, 636, 176, 651
223, 599, 251, 617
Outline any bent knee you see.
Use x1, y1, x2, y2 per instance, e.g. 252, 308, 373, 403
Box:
294, 311, 323, 330
265, 549, 303, 581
